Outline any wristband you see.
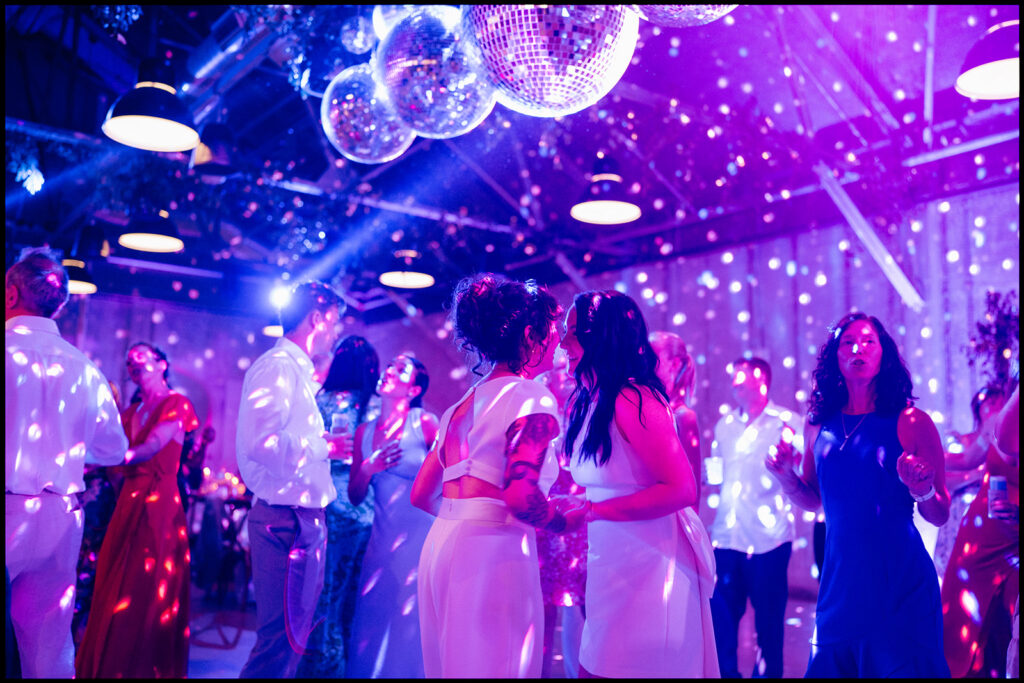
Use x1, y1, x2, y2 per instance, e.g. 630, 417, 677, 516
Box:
910, 485, 936, 503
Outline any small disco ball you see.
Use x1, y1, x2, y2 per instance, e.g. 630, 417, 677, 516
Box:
340, 15, 376, 55
375, 6, 495, 139
371, 4, 419, 40
461, 5, 640, 118
634, 5, 738, 27
320, 63, 417, 164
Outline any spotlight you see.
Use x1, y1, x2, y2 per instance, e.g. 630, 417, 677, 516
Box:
270, 284, 293, 309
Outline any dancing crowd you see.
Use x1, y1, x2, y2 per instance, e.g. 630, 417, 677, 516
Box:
5, 247, 1019, 679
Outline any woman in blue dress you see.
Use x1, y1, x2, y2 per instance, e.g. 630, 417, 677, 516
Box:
767, 312, 951, 677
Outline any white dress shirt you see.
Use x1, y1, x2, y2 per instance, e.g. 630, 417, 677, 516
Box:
709, 400, 801, 555
5, 315, 127, 495
236, 337, 336, 508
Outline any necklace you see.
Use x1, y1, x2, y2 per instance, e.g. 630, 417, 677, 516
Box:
839, 412, 869, 451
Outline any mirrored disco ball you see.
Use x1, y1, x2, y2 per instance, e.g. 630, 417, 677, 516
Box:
371, 5, 419, 40
634, 5, 738, 27
461, 5, 640, 118
375, 6, 495, 139
341, 15, 376, 55
320, 63, 417, 164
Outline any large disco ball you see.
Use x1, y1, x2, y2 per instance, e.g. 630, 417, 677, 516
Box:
634, 5, 738, 27
371, 5, 419, 40
461, 5, 640, 118
375, 6, 495, 139
340, 15, 376, 55
320, 63, 417, 164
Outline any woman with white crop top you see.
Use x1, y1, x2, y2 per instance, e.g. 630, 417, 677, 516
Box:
411, 274, 579, 678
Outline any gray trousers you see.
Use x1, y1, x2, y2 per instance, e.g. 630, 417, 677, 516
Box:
240, 499, 326, 679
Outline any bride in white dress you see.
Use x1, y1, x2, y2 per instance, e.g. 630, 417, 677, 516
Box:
560, 290, 719, 678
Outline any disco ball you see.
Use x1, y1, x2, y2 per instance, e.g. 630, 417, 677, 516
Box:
320, 63, 417, 164
371, 5, 420, 40
340, 15, 376, 55
634, 5, 738, 27
375, 6, 495, 139
461, 5, 640, 118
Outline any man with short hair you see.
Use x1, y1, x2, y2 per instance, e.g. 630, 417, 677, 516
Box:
708, 356, 801, 678
236, 280, 352, 678
5, 247, 128, 678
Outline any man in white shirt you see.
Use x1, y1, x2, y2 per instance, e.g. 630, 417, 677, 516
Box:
237, 280, 352, 678
707, 357, 801, 678
5, 248, 128, 678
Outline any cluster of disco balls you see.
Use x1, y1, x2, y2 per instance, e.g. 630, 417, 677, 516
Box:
321, 5, 738, 164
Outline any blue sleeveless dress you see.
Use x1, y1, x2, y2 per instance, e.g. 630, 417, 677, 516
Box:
807, 412, 949, 678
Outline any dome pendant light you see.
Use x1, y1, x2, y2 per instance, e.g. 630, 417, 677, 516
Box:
570, 154, 642, 225
102, 57, 200, 152
379, 249, 435, 289
955, 20, 1020, 100
62, 259, 98, 295
118, 210, 184, 253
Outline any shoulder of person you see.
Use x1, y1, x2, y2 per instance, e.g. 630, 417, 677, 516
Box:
509, 376, 559, 410
615, 383, 668, 416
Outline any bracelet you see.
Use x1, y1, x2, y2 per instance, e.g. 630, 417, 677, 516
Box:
910, 485, 936, 503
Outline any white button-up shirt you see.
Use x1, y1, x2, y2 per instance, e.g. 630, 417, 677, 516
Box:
236, 337, 336, 508
709, 400, 801, 555
5, 315, 128, 495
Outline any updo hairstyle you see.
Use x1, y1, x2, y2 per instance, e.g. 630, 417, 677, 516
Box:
449, 273, 559, 375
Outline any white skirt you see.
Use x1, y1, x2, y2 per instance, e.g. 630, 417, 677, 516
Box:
417, 497, 544, 678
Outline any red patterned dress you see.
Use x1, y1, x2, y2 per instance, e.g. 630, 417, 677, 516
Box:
75, 393, 198, 678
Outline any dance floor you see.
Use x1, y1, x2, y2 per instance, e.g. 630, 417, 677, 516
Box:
186, 580, 818, 678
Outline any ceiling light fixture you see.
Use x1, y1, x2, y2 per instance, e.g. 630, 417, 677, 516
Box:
570, 154, 642, 225
118, 210, 185, 253
62, 259, 98, 295
955, 20, 1020, 100
189, 121, 239, 181
102, 57, 200, 152
379, 249, 435, 289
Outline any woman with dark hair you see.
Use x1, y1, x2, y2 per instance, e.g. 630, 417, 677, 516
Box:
767, 312, 950, 677
76, 342, 198, 678
941, 374, 1018, 678
933, 384, 1005, 582
347, 354, 439, 677
411, 274, 567, 678
560, 291, 717, 678
297, 335, 379, 679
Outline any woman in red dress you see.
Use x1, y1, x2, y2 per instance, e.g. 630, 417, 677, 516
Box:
76, 342, 198, 678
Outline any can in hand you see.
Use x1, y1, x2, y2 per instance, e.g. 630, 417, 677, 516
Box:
988, 475, 1008, 519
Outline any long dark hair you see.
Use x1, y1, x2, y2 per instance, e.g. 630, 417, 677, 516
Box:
564, 291, 668, 466
807, 312, 916, 425
449, 273, 559, 376
321, 335, 380, 423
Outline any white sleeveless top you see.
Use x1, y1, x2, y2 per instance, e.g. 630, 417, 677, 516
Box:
437, 375, 561, 495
